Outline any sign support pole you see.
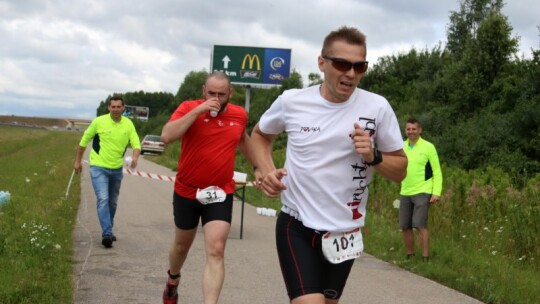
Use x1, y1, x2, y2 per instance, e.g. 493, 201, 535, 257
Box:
245, 85, 251, 113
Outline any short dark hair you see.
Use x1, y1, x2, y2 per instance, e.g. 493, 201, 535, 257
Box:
321, 26, 367, 55
406, 118, 421, 127
108, 96, 124, 106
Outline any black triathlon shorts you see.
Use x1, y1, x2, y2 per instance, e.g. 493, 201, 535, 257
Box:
275, 212, 355, 301
172, 192, 233, 230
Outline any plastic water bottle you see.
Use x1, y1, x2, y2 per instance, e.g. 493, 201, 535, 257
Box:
210, 110, 218, 117
256, 207, 276, 217
124, 156, 133, 167
0, 191, 11, 207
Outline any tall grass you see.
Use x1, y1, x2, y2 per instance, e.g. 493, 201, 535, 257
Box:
0, 126, 81, 303
367, 164, 540, 304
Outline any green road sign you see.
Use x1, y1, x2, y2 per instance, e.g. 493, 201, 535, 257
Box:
211, 45, 291, 86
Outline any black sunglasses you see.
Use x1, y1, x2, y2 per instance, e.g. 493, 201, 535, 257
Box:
322, 55, 369, 73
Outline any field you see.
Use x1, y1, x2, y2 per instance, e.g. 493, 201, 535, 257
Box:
0, 115, 70, 127
0, 125, 81, 303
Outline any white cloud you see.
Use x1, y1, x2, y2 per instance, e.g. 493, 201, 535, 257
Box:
0, 0, 537, 119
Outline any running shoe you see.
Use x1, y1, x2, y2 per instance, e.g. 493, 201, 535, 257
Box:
163, 282, 178, 304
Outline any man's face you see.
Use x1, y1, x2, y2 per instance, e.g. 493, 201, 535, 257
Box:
108, 100, 125, 120
203, 78, 232, 108
405, 122, 422, 141
318, 40, 367, 103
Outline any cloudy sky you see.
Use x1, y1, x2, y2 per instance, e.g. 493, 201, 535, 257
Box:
0, 0, 537, 120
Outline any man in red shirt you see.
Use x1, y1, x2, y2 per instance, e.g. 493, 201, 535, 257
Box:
161, 72, 257, 304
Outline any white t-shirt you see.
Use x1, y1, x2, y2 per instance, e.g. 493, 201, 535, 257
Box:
259, 85, 403, 231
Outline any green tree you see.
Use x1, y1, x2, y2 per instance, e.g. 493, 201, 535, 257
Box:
441, 0, 518, 113
280, 70, 303, 91
446, 0, 504, 59
308, 72, 323, 86
95, 91, 174, 118
174, 70, 208, 110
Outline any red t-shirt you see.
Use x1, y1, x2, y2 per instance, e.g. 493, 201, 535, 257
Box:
169, 99, 247, 198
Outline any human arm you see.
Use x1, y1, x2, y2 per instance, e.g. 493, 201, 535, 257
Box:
73, 120, 98, 174
429, 145, 443, 202
160, 98, 221, 144
73, 146, 86, 174
237, 131, 263, 186
374, 150, 408, 183
130, 148, 141, 168
250, 123, 287, 197
127, 123, 142, 168
352, 122, 407, 183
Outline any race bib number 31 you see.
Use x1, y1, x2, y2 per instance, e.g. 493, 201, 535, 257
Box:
321, 228, 363, 264
196, 186, 226, 205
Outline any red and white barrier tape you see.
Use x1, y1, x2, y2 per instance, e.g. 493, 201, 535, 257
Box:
122, 168, 255, 186
83, 160, 254, 186
123, 168, 175, 182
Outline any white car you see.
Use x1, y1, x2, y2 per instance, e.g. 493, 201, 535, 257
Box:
140, 134, 165, 155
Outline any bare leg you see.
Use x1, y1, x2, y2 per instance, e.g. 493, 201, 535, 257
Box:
202, 220, 230, 304
418, 227, 430, 257
291, 293, 326, 304
402, 229, 415, 255
168, 227, 197, 282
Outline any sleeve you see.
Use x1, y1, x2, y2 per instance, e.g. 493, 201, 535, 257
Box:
129, 121, 141, 150
258, 94, 286, 135
430, 146, 443, 196
169, 101, 195, 122
79, 119, 97, 147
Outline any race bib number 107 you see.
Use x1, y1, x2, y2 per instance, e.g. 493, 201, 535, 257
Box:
321, 228, 363, 264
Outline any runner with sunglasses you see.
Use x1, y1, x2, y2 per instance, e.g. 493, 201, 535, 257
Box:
251, 26, 408, 304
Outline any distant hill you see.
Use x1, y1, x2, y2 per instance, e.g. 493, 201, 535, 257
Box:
0, 115, 90, 128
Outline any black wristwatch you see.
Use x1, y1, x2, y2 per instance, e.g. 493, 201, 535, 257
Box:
366, 149, 383, 166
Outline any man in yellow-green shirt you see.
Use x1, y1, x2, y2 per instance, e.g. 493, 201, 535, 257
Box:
74, 96, 141, 248
400, 118, 442, 261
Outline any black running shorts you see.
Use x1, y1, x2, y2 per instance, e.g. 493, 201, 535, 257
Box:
172, 192, 233, 229
275, 212, 355, 300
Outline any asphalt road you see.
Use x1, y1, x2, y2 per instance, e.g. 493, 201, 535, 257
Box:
72, 153, 484, 304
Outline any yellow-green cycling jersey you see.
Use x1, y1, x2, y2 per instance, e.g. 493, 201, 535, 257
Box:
400, 137, 443, 196
79, 114, 141, 169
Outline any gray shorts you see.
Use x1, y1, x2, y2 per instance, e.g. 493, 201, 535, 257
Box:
399, 193, 431, 229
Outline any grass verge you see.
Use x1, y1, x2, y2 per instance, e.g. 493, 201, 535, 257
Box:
0, 126, 81, 303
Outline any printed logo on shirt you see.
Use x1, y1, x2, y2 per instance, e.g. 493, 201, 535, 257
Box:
347, 116, 377, 220
359, 117, 376, 136
351, 162, 368, 201
346, 201, 363, 220
300, 126, 321, 133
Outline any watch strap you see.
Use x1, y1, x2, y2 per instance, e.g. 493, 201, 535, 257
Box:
366, 149, 383, 166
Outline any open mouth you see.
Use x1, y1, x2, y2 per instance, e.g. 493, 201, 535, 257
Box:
339, 81, 355, 92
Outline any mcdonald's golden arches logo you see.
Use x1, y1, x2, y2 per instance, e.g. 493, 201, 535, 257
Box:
240, 54, 262, 79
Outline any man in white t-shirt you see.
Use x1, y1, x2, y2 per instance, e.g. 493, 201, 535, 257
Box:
251, 26, 408, 304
